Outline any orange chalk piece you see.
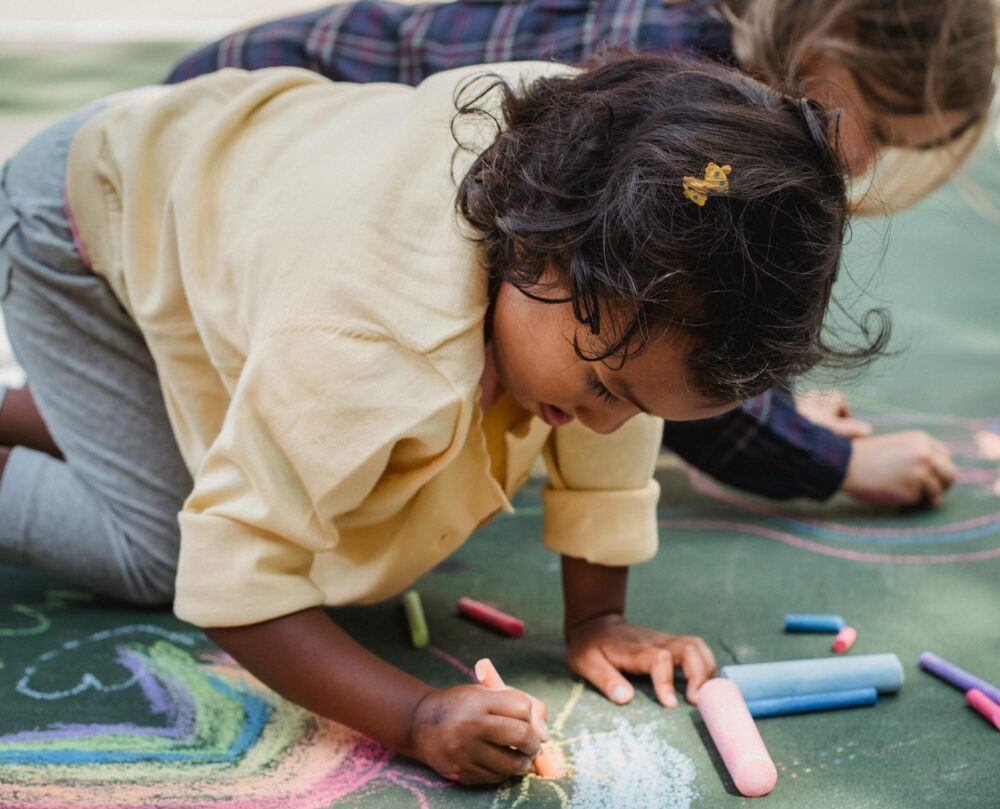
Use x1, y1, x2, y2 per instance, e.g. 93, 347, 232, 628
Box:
458, 597, 524, 637
475, 658, 560, 778
966, 688, 1000, 730
833, 626, 858, 654
698, 678, 778, 798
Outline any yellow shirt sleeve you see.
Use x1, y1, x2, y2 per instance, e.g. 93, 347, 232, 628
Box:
541, 414, 663, 566
174, 324, 460, 627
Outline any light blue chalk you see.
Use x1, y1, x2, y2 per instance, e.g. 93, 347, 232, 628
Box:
784, 613, 847, 633
720, 654, 904, 701
746, 686, 878, 718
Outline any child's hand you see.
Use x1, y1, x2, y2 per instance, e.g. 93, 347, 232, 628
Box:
407, 684, 546, 785
842, 431, 956, 507
564, 613, 716, 707
795, 389, 873, 438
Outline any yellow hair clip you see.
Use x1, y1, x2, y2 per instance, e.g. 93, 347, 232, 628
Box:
682, 162, 732, 206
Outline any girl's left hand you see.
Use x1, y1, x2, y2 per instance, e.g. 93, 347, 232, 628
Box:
564, 613, 716, 708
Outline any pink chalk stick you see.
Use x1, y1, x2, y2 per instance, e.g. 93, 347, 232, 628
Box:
966, 688, 1000, 730
698, 678, 777, 798
833, 626, 858, 654
475, 658, 560, 777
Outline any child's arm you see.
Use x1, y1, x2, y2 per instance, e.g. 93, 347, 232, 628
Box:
205, 607, 544, 784
561, 555, 716, 707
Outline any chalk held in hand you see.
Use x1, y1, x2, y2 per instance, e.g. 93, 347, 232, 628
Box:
698, 678, 777, 798
784, 614, 846, 633
402, 590, 429, 648
458, 597, 524, 637
746, 686, 877, 718
474, 658, 560, 778
832, 626, 857, 654
966, 689, 1000, 730
919, 652, 1000, 706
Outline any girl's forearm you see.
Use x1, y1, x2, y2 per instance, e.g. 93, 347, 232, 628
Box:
560, 554, 629, 635
204, 607, 433, 755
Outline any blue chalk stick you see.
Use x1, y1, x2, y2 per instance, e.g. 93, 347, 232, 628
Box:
746, 687, 878, 718
720, 653, 904, 701
784, 614, 847, 633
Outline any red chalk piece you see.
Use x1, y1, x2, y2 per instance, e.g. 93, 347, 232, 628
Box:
458, 597, 524, 637
966, 688, 1000, 730
833, 626, 857, 654
698, 678, 778, 798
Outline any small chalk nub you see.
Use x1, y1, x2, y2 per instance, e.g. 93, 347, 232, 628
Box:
966, 689, 1000, 730
458, 597, 524, 637
784, 614, 846, 633
833, 626, 857, 654
402, 590, 429, 648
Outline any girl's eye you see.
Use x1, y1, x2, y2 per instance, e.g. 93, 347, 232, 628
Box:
589, 375, 619, 407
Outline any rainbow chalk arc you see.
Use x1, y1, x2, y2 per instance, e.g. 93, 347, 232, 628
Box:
720, 654, 903, 701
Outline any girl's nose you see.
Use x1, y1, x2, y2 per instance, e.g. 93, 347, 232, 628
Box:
576, 405, 639, 435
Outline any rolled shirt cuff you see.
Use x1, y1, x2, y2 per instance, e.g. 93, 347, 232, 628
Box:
541, 479, 660, 566
174, 512, 326, 627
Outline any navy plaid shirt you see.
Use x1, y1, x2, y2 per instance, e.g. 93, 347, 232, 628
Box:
167, 0, 852, 501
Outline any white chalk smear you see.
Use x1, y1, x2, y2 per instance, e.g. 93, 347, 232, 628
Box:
568, 717, 697, 809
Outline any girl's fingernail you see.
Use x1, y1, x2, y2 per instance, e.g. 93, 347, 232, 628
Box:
541, 721, 550, 741
445, 773, 461, 782
664, 691, 678, 708
611, 684, 632, 703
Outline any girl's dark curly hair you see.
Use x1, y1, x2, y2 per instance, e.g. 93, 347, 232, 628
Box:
454, 52, 890, 404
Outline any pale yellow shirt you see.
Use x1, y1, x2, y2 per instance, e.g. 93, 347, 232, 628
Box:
66, 64, 663, 627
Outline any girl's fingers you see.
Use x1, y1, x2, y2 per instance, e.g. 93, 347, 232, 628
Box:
836, 417, 873, 439
471, 739, 536, 779
482, 715, 542, 758
930, 447, 957, 489
453, 758, 517, 785
677, 642, 715, 704
573, 647, 634, 705
647, 649, 678, 707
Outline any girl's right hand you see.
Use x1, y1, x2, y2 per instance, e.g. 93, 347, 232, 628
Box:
406, 684, 546, 784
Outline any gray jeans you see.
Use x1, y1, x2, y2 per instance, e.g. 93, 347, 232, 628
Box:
0, 95, 190, 605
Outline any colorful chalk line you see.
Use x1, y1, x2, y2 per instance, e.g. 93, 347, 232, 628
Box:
0, 626, 698, 809
660, 412, 1000, 564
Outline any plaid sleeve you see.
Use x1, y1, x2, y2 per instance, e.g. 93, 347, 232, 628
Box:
661, 389, 852, 501
167, 0, 732, 85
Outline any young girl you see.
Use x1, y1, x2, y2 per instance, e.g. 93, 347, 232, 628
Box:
2, 53, 876, 782
167, 0, 996, 508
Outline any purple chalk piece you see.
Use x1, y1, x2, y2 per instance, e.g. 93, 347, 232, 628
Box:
919, 652, 1000, 706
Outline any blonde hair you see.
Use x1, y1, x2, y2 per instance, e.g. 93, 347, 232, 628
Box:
720, 0, 998, 214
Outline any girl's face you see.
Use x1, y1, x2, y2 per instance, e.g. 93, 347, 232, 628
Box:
804, 56, 972, 177
490, 281, 736, 434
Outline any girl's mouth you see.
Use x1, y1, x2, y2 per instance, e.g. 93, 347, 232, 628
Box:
539, 403, 573, 427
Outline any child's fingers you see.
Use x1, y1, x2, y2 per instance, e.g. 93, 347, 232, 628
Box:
481, 715, 542, 758
451, 757, 519, 785
836, 417, 873, 439
470, 739, 536, 779
676, 639, 716, 703
528, 696, 549, 741
646, 649, 678, 708
572, 646, 635, 705
930, 445, 957, 489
